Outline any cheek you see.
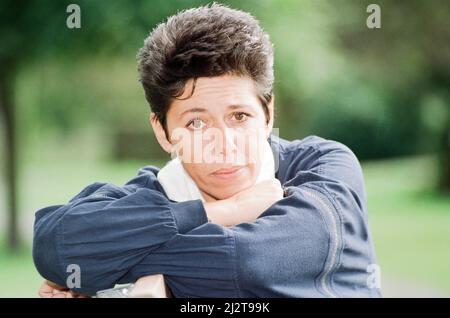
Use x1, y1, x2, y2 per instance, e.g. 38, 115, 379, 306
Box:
183, 163, 216, 190
169, 129, 202, 163
241, 131, 266, 166
183, 162, 203, 178
246, 155, 261, 180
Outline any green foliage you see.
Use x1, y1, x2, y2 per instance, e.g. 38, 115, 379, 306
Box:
364, 155, 450, 291
4, 0, 450, 161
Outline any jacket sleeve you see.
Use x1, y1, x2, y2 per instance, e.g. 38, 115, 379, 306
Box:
33, 137, 379, 297
129, 137, 380, 297
32, 166, 208, 296
229, 137, 380, 297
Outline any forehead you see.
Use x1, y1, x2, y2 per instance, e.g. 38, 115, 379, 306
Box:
168, 75, 260, 115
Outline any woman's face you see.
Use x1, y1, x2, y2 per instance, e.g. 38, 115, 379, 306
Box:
151, 74, 273, 201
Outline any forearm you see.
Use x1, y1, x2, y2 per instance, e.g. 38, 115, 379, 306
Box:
203, 199, 237, 227
203, 179, 284, 227
33, 185, 208, 295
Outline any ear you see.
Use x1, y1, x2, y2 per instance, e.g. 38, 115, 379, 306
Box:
149, 112, 173, 154
265, 94, 275, 138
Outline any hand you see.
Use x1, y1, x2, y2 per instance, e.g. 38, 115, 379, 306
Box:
128, 274, 171, 298
38, 280, 90, 298
204, 179, 284, 227
228, 179, 284, 223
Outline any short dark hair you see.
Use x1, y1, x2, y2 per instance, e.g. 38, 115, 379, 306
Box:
137, 3, 274, 132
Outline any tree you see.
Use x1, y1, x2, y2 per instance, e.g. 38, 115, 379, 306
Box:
330, 0, 450, 191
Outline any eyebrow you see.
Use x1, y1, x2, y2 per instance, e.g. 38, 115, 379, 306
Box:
178, 104, 252, 118
178, 107, 208, 118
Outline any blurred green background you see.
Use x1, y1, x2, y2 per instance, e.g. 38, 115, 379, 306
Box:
0, 0, 449, 297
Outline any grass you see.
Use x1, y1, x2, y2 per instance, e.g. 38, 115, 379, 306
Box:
0, 153, 449, 297
363, 155, 450, 293
0, 135, 164, 297
0, 242, 43, 298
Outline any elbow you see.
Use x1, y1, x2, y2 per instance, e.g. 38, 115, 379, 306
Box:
32, 206, 66, 287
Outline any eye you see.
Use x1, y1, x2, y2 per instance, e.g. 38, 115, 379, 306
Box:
186, 118, 206, 130
231, 112, 250, 122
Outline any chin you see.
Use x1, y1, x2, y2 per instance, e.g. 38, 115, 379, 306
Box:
210, 181, 253, 200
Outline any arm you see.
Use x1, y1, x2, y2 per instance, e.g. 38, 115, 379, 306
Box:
203, 179, 284, 227
33, 162, 279, 297
129, 138, 380, 297
35, 138, 380, 297
32, 167, 208, 296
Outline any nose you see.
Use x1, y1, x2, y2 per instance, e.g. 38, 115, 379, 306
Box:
222, 127, 237, 155
216, 127, 246, 165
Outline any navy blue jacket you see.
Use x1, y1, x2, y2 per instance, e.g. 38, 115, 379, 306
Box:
33, 135, 382, 297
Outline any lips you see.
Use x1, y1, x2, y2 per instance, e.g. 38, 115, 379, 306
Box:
210, 166, 245, 179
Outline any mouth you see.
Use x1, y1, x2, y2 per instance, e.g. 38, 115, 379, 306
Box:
210, 166, 246, 180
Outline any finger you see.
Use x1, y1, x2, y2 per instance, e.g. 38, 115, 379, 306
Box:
38, 282, 55, 298
52, 288, 69, 295
47, 280, 67, 291
71, 291, 90, 298
39, 289, 53, 298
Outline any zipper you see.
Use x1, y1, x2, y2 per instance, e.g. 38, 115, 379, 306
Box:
301, 187, 340, 298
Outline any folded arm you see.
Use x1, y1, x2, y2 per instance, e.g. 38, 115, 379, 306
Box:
128, 138, 380, 297
33, 137, 380, 297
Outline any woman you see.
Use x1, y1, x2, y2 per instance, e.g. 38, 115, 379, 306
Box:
33, 3, 381, 298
